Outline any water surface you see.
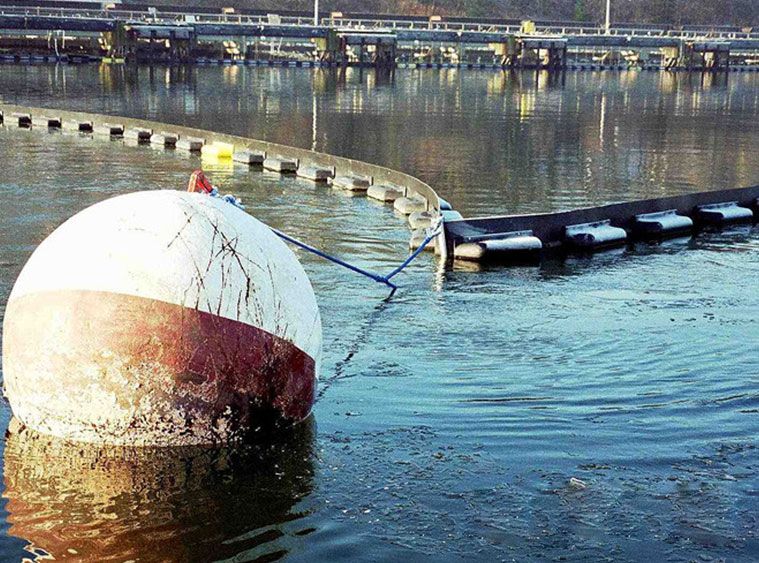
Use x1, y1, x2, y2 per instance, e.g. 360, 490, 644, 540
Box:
0, 66, 757, 561
1, 65, 757, 215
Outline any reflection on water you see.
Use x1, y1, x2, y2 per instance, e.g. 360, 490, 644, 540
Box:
0, 66, 756, 216
0, 67, 757, 561
3, 417, 316, 562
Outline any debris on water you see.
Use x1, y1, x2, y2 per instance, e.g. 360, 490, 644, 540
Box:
568, 477, 588, 490
577, 463, 610, 471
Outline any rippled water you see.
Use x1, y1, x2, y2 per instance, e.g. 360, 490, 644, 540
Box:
0, 66, 757, 561
0, 65, 757, 215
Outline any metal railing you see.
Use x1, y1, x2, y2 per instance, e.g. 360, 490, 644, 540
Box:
0, 5, 317, 26
327, 17, 758, 40
1, 5, 757, 41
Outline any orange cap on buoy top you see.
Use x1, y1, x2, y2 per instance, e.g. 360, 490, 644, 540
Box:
187, 170, 215, 194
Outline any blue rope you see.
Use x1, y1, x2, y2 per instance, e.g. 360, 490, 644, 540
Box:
206, 187, 440, 295
385, 228, 440, 281
270, 223, 441, 296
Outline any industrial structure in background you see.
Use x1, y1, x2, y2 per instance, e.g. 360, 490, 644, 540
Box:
0, 1, 757, 70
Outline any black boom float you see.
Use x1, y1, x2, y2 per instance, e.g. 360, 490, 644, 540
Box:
445, 185, 759, 263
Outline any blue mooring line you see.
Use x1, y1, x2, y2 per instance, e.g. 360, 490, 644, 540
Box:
204, 186, 439, 296
270, 224, 441, 297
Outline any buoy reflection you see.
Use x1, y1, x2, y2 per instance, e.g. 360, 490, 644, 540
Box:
3, 417, 316, 561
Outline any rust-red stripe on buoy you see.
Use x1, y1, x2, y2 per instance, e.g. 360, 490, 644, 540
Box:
2, 190, 322, 446
3, 289, 316, 446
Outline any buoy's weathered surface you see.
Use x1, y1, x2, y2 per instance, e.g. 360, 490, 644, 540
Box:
2, 190, 322, 446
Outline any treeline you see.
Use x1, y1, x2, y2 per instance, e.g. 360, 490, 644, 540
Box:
122, 0, 758, 27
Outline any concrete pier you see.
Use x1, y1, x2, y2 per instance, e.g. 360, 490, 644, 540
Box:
1, 7, 757, 71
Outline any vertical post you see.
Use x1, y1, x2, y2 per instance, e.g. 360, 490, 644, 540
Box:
314, 0, 319, 26
605, 0, 611, 34
311, 95, 317, 152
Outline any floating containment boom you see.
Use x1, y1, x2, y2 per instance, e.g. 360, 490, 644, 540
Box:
12, 112, 31, 127
444, 185, 759, 263
201, 141, 234, 159
264, 156, 299, 173
124, 127, 153, 142
331, 174, 372, 192
1, 191, 323, 446
93, 123, 125, 137
150, 132, 178, 147
298, 165, 334, 182
633, 210, 694, 237
453, 230, 543, 262
176, 136, 206, 152
367, 183, 404, 203
696, 202, 754, 225
62, 119, 93, 132
564, 220, 628, 249
233, 149, 266, 166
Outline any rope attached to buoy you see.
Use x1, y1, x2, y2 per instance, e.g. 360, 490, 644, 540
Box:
271, 224, 441, 298
188, 170, 245, 209
188, 170, 441, 297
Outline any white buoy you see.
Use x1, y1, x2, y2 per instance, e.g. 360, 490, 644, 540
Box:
2, 190, 322, 446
